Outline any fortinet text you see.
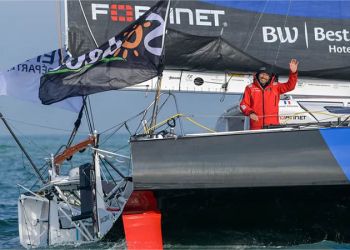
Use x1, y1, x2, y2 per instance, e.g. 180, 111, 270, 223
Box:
91, 4, 225, 27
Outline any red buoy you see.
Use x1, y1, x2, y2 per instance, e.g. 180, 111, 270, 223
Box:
122, 191, 163, 249
122, 211, 163, 249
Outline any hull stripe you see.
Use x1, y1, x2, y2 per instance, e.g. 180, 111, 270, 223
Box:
320, 128, 350, 181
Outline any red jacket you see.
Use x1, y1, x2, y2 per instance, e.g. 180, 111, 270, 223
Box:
240, 71, 298, 130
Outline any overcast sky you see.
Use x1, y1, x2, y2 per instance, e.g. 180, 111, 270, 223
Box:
0, 0, 239, 137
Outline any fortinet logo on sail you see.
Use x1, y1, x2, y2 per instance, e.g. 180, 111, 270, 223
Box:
262, 24, 350, 54
91, 3, 225, 27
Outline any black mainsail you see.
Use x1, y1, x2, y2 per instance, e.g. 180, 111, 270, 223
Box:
66, 0, 350, 80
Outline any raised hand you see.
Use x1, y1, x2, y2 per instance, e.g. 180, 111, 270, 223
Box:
289, 59, 299, 73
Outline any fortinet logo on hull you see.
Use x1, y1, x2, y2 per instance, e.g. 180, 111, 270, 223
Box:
92, 3, 225, 27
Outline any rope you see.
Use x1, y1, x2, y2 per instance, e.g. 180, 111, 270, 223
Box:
112, 143, 130, 155
66, 97, 86, 147
87, 96, 95, 131
185, 116, 216, 133
84, 103, 94, 134
145, 108, 350, 134
99, 123, 125, 146
100, 156, 117, 185
243, 0, 269, 52
145, 113, 183, 134
273, 0, 292, 66
145, 113, 216, 134
3, 119, 51, 155
3, 116, 78, 133
78, 0, 99, 47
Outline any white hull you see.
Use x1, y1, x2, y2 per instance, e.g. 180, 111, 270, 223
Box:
125, 70, 350, 98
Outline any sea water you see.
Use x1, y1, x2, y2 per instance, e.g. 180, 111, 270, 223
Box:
1, 134, 350, 249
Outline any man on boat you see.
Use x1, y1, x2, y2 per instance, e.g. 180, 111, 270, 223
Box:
240, 59, 299, 130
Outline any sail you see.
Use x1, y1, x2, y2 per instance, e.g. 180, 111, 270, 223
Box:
66, 0, 350, 80
40, 0, 169, 105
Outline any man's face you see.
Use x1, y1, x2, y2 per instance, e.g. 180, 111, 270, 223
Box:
258, 72, 270, 85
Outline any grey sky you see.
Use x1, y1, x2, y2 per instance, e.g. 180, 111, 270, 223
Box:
0, 0, 238, 136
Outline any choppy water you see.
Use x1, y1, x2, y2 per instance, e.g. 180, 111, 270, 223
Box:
1, 134, 350, 249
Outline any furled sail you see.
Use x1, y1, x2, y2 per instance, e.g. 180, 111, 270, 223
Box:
66, 0, 350, 80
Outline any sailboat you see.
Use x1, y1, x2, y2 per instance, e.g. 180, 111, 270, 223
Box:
11, 1, 170, 248
0, 47, 133, 247
60, 0, 350, 245
8, 0, 350, 247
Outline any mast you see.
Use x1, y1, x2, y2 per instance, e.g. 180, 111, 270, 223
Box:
64, 0, 69, 48
0, 113, 45, 183
150, 74, 163, 134
149, 0, 171, 134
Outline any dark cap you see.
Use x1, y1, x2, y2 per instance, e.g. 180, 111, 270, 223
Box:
256, 66, 273, 77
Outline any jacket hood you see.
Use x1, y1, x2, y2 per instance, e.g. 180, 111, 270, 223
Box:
254, 66, 277, 88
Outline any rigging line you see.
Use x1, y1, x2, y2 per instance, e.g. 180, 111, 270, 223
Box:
124, 122, 132, 136
20, 157, 47, 189
157, 93, 172, 113
30, 168, 48, 190
99, 123, 125, 146
100, 121, 127, 135
112, 143, 129, 154
100, 164, 108, 183
84, 103, 93, 134
139, 92, 168, 134
337, 115, 350, 127
101, 95, 163, 135
67, 96, 86, 147
145, 92, 172, 134
99, 156, 117, 185
100, 111, 144, 135
56, 0, 64, 61
243, 0, 270, 52
23, 173, 38, 190
148, 93, 173, 132
134, 106, 153, 135
4, 117, 77, 133
4, 120, 51, 156
273, 0, 292, 66
78, 0, 99, 48
220, 74, 234, 102
86, 98, 94, 133
87, 96, 95, 131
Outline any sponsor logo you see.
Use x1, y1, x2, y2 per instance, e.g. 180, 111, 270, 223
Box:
262, 23, 350, 54
263, 27, 298, 44
91, 3, 225, 27
280, 115, 307, 120
48, 13, 164, 73
8, 49, 68, 75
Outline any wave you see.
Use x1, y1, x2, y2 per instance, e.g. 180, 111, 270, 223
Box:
0, 217, 17, 227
